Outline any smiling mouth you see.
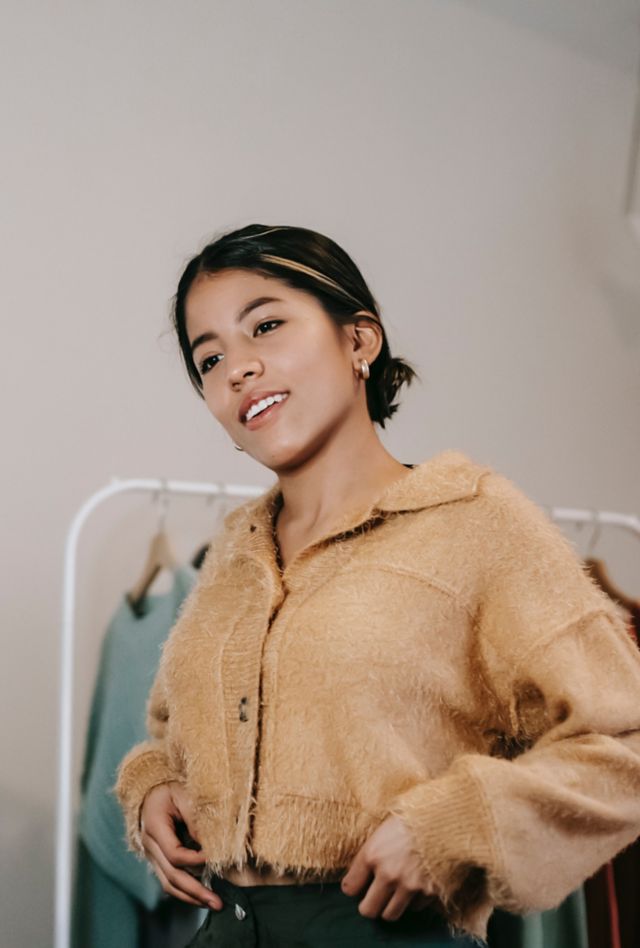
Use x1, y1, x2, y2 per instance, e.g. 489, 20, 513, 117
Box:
243, 393, 290, 429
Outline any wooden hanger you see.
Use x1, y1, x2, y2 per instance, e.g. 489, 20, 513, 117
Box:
581, 514, 637, 612
584, 556, 637, 612
127, 484, 177, 616
126, 529, 178, 616
191, 542, 210, 570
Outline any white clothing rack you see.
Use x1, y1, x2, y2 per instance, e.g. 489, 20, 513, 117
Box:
547, 507, 640, 539
54, 480, 640, 948
55, 476, 265, 948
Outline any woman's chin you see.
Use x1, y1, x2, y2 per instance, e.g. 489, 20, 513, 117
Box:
254, 441, 313, 474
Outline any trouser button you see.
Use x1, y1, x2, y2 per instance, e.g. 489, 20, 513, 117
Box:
234, 903, 246, 920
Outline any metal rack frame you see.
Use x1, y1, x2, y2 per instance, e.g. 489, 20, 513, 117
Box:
548, 507, 640, 539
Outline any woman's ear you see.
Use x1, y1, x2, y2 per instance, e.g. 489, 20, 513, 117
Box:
351, 312, 384, 364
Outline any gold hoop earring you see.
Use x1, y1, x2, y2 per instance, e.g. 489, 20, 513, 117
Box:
359, 359, 370, 380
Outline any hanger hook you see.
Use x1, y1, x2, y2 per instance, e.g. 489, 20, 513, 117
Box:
586, 510, 602, 558
154, 479, 171, 532
206, 483, 233, 531
205, 483, 224, 508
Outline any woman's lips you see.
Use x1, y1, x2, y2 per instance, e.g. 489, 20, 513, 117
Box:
243, 395, 289, 431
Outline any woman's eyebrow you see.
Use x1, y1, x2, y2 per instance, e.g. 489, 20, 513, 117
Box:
190, 296, 283, 354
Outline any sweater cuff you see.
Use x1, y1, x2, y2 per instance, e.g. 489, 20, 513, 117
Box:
114, 743, 184, 856
386, 759, 500, 941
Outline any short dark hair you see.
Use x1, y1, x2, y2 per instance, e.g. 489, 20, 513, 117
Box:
171, 223, 419, 428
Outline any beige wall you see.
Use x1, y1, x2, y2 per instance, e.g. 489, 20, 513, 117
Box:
1, 1, 639, 943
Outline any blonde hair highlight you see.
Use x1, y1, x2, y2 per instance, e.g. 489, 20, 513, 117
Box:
259, 253, 379, 321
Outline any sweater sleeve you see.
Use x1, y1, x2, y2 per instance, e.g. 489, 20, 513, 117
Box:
387, 472, 640, 941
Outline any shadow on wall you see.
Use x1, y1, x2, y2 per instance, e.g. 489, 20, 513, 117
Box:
601, 273, 640, 347
0, 787, 52, 947
456, 0, 640, 75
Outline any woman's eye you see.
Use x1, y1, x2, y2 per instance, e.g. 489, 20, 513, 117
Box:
198, 321, 282, 377
255, 319, 282, 335
199, 354, 221, 376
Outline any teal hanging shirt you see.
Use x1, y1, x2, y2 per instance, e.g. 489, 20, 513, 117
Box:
77, 564, 197, 909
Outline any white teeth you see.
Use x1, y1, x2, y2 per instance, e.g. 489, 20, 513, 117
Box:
245, 392, 288, 422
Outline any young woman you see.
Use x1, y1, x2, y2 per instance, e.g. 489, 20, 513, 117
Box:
117, 224, 640, 947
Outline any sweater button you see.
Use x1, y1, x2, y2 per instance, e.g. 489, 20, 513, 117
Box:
239, 697, 249, 721
235, 903, 246, 920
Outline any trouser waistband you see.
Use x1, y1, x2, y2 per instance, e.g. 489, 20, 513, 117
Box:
210, 875, 341, 907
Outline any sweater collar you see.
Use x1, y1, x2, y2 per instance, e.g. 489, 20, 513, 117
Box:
226, 450, 488, 568
367, 449, 488, 514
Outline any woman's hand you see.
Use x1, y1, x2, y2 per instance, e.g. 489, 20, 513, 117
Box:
140, 781, 222, 910
340, 815, 439, 921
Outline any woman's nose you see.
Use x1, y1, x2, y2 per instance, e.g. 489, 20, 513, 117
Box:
227, 359, 262, 388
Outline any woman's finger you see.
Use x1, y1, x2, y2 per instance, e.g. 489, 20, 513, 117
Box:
356, 874, 395, 919
341, 847, 374, 899
150, 858, 210, 908
145, 834, 222, 909
380, 885, 414, 922
145, 810, 206, 868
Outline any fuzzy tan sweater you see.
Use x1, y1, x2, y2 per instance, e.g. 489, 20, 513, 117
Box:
115, 450, 640, 942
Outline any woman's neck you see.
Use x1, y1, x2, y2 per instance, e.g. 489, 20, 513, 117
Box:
273, 432, 411, 538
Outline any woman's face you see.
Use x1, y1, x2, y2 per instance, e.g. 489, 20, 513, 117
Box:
185, 268, 376, 471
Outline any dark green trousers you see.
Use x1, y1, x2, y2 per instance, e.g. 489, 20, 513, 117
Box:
185, 877, 478, 947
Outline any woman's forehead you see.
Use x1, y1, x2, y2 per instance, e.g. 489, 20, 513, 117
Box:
185, 270, 318, 340
188, 269, 299, 308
